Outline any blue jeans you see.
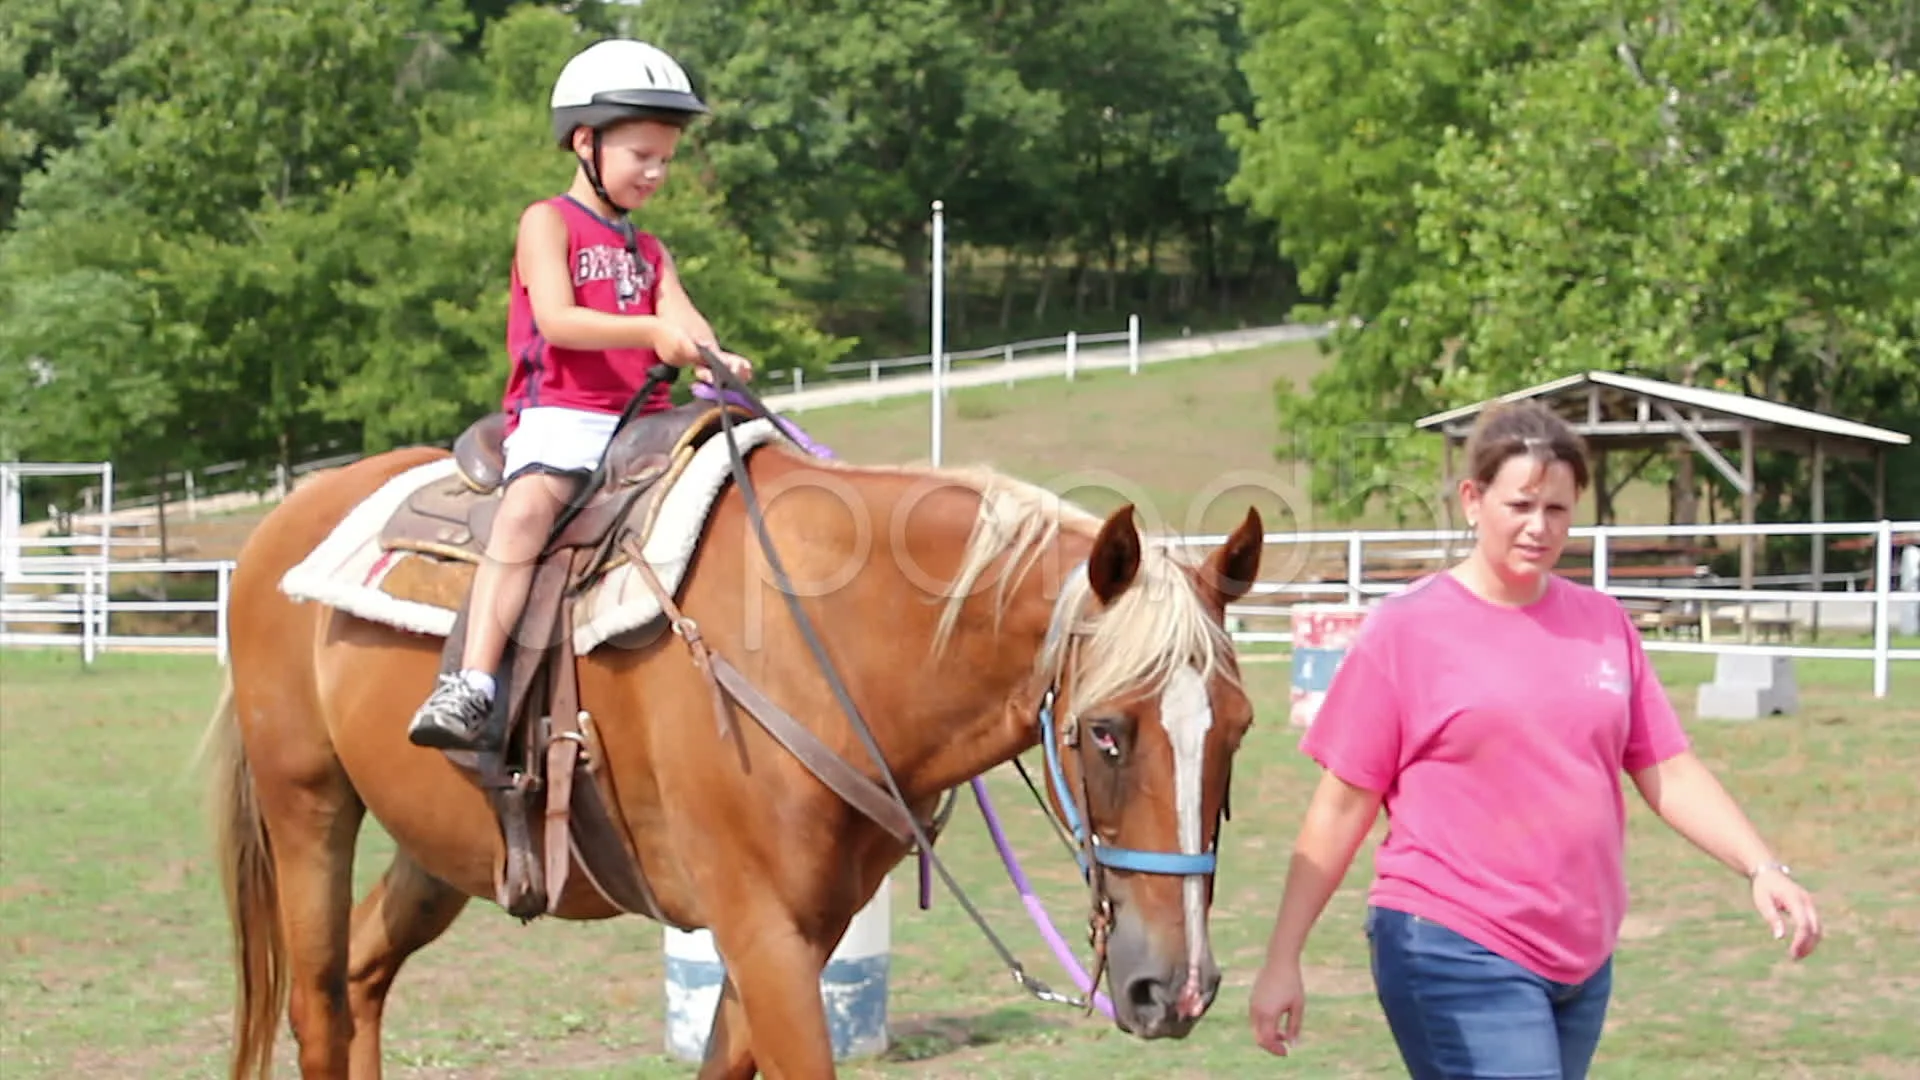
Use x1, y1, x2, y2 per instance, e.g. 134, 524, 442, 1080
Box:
1366, 906, 1612, 1080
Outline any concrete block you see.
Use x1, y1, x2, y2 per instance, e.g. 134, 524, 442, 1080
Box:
1897, 597, 1919, 637
1695, 652, 1797, 720
1696, 683, 1773, 721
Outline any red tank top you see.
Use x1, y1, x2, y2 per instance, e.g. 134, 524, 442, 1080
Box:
501, 195, 674, 431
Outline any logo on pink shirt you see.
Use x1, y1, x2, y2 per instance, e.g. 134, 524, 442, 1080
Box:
1587, 658, 1629, 696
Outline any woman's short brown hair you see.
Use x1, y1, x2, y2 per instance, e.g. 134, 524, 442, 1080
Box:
1464, 399, 1591, 492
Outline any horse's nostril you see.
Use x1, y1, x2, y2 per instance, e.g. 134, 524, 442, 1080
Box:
1126, 975, 1169, 1014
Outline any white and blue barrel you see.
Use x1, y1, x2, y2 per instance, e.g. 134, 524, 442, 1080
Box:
664, 876, 892, 1062
1289, 603, 1370, 729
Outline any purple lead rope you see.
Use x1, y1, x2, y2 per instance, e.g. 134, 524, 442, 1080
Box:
694, 378, 1115, 1019
970, 775, 1117, 1017
692, 383, 836, 458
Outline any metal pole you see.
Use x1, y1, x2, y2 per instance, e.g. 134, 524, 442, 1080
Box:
100, 461, 114, 565
930, 200, 946, 468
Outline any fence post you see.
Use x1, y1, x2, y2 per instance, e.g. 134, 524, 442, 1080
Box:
1346, 533, 1364, 605
81, 566, 97, 667
1592, 529, 1610, 594
1873, 519, 1892, 699
792, 369, 804, 395
217, 562, 233, 666
1004, 344, 1015, 388
1066, 331, 1078, 381
1128, 314, 1141, 374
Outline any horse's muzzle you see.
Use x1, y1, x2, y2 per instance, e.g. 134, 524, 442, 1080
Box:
1106, 907, 1222, 1039
1115, 964, 1220, 1038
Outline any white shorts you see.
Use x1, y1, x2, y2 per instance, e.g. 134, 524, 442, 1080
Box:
501, 406, 618, 480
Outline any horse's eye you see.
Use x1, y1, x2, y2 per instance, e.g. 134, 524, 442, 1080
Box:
1087, 720, 1124, 762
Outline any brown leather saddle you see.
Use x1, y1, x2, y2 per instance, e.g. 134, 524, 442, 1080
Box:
380, 400, 751, 922
384, 400, 737, 566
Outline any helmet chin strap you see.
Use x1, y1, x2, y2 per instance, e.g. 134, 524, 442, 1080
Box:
579, 128, 642, 305
581, 130, 631, 216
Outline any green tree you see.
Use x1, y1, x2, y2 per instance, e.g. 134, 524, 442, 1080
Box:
0, 0, 138, 229
637, 0, 1063, 322
0, 0, 469, 472
1230, 0, 1920, 520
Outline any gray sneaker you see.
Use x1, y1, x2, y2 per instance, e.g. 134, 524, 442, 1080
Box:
407, 674, 499, 751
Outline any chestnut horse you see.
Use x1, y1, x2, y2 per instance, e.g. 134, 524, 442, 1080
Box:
202, 434, 1266, 1079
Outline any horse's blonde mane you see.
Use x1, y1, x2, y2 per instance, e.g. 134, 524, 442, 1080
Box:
813, 453, 1237, 710
1031, 546, 1239, 713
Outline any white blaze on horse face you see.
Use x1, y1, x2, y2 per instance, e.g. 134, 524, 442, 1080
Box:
1162, 666, 1213, 859
1161, 665, 1214, 1015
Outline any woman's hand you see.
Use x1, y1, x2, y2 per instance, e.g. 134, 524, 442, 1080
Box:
1248, 954, 1306, 1057
1751, 865, 1822, 960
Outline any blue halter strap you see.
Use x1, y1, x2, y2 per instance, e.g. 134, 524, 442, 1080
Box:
1036, 565, 1219, 881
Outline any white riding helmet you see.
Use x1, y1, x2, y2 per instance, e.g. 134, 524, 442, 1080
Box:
549, 39, 708, 148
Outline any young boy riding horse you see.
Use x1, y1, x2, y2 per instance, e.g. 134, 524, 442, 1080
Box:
408, 39, 755, 753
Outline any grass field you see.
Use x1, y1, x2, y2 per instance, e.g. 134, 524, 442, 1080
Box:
2, 647, 1915, 1079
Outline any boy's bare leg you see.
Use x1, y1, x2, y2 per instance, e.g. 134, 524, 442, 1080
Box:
463, 472, 577, 675
409, 471, 579, 750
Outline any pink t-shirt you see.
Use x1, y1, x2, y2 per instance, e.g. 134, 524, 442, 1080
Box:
1299, 571, 1690, 983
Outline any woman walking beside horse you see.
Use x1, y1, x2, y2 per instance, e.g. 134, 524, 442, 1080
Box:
1247, 400, 1822, 1079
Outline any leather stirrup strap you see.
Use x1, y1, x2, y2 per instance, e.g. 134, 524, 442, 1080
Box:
542, 586, 584, 916
623, 536, 917, 845
504, 556, 570, 727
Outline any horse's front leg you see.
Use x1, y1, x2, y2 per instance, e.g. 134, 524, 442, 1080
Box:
707, 907, 837, 1080
697, 974, 758, 1080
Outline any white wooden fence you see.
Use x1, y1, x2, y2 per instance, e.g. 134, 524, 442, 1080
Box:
777, 316, 1141, 395
1169, 518, 1920, 700
5, 517, 1915, 698
1, 559, 233, 663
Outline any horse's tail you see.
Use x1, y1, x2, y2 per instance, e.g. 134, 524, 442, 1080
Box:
198, 671, 286, 1080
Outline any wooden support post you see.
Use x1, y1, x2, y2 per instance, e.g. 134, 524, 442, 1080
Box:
1594, 449, 1611, 526
1875, 448, 1888, 522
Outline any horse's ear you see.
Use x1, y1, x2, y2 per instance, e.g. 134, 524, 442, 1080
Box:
1199, 506, 1264, 608
1087, 503, 1143, 605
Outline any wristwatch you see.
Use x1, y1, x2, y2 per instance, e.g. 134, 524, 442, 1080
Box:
1748, 861, 1791, 881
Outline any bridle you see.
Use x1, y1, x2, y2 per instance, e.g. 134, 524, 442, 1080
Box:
1028, 581, 1232, 1004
